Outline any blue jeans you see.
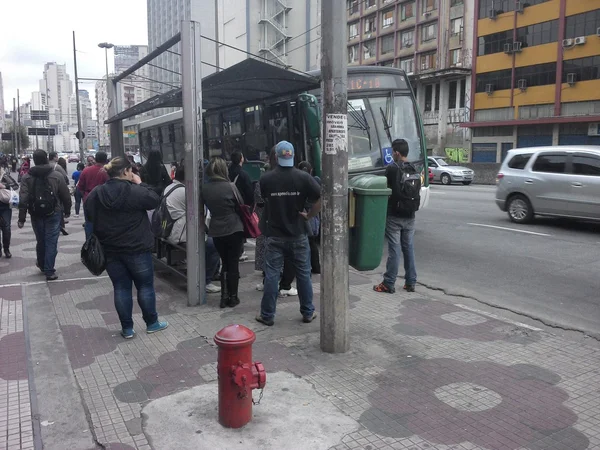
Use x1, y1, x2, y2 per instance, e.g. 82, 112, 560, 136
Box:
383, 215, 417, 288
205, 237, 220, 284
31, 212, 61, 276
74, 188, 83, 215
105, 252, 159, 330
260, 236, 314, 321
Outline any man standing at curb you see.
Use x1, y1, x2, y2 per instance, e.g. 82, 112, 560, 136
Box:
18, 150, 72, 281
78, 151, 109, 238
374, 139, 420, 294
255, 141, 321, 327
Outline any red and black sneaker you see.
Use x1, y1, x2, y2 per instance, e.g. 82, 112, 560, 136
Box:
373, 283, 395, 294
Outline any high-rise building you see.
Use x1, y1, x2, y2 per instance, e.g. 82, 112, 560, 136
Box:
346, 0, 474, 154
70, 90, 94, 149
40, 63, 73, 125
146, 0, 218, 115
114, 45, 151, 109
217, 0, 321, 70
95, 77, 110, 149
467, 2, 600, 162
0, 72, 5, 132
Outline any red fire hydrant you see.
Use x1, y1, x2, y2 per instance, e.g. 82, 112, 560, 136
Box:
214, 324, 266, 428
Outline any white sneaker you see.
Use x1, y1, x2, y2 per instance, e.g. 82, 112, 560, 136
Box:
279, 287, 298, 297
74, 214, 80, 218
206, 283, 221, 293
256, 283, 264, 291
239, 252, 249, 262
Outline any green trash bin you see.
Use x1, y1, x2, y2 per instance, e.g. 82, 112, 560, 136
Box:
348, 174, 391, 271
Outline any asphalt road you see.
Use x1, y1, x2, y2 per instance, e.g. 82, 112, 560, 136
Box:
412, 184, 600, 336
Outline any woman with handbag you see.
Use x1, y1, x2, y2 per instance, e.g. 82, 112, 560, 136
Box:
0, 170, 17, 258
203, 157, 245, 309
84, 157, 168, 339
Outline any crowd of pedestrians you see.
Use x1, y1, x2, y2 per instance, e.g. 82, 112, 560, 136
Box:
2, 138, 420, 339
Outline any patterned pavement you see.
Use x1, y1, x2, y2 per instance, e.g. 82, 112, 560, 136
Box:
0, 213, 599, 449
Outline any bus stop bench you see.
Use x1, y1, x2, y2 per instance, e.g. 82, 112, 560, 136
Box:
153, 237, 187, 279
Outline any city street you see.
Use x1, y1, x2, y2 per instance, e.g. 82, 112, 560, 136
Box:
414, 184, 600, 337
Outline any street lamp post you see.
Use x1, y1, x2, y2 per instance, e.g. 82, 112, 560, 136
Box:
98, 42, 114, 149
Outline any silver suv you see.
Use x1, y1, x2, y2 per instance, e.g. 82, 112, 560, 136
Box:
496, 146, 600, 223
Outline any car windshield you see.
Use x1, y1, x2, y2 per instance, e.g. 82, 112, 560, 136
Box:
347, 94, 423, 172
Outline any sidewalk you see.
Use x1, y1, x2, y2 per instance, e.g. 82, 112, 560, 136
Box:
1, 214, 599, 450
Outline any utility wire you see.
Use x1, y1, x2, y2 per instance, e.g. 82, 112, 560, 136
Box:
124, 73, 179, 89
287, 23, 321, 43
148, 62, 181, 76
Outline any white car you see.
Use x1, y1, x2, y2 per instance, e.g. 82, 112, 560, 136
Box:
428, 156, 475, 185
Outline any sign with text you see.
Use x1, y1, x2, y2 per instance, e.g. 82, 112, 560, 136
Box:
324, 114, 348, 155
27, 128, 56, 136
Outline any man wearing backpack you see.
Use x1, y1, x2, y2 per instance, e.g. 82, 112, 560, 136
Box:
374, 139, 420, 294
17, 150, 72, 281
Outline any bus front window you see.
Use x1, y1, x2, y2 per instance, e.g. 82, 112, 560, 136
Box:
347, 98, 382, 171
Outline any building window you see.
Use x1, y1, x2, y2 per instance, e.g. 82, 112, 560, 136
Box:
363, 40, 376, 60
515, 62, 557, 88
400, 29, 415, 48
450, 0, 463, 5
475, 69, 512, 92
420, 51, 437, 71
516, 19, 559, 48
364, 15, 377, 35
380, 60, 396, 67
399, 57, 414, 74
459, 79, 466, 108
421, 23, 437, 43
421, 0, 437, 13
562, 56, 600, 83
450, 49, 462, 66
565, 10, 600, 40
400, 1, 415, 21
348, 22, 359, 40
348, 45, 359, 63
381, 34, 395, 56
479, 0, 514, 19
348, 0, 359, 15
448, 81, 457, 109
364, 0, 376, 8
478, 30, 513, 56
434, 83, 440, 111
450, 17, 463, 36
382, 9, 394, 28
424, 84, 433, 111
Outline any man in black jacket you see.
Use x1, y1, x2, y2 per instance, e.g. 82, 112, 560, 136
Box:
228, 151, 253, 206
18, 150, 72, 281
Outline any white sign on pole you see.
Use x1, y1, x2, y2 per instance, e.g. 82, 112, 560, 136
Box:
324, 114, 348, 155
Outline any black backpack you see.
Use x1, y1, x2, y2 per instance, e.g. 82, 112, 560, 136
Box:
391, 162, 421, 214
151, 184, 184, 238
30, 174, 57, 217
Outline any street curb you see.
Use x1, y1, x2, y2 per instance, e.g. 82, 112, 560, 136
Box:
23, 283, 95, 450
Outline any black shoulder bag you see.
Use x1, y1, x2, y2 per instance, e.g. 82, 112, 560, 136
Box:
81, 191, 107, 276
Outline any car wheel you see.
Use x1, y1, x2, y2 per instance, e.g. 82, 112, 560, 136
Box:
441, 173, 451, 185
507, 194, 534, 224
462, 181, 472, 185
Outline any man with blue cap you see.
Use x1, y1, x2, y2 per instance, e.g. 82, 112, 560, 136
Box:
256, 141, 321, 326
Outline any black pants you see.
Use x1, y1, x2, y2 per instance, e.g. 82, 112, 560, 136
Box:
213, 232, 245, 279
309, 235, 320, 273
0, 207, 11, 252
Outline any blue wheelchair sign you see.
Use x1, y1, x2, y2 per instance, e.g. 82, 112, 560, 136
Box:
382, 147, 394, 166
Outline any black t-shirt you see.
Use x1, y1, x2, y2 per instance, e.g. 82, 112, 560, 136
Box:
260, 167, 321, 238
385, 162, 416, 219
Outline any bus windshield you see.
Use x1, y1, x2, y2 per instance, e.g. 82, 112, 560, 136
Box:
347, 94, 423, 172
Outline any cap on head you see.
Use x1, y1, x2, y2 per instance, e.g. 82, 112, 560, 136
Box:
275, 141, 294, 167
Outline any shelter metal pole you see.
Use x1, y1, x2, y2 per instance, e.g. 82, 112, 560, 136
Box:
182, 20, 206, 306
320, 0, 349, 353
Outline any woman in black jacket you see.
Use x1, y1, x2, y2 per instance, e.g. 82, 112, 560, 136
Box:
203, 157, 244, 309
85, 157, 168, 339
140, 150, 172, 195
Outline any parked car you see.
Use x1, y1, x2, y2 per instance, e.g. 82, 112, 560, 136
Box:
68, 154, 80, 163
495, 146, 600, 224
428, 156, 475, 185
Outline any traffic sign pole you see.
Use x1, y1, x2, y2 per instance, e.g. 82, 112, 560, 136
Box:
73, 31, 85, 161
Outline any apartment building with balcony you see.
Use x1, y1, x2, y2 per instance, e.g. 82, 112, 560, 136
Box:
467, 0, 600, 163
347, 0, 475, 154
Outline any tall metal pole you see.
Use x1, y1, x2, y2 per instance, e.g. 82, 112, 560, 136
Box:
73, 31, 85, 161
182, 21, 205, 306
320, 0, 349, 353
12, 98, 17, 157
214, 0, 220, 71
16, 89, 21, 155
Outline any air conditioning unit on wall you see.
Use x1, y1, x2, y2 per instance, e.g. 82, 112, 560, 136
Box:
562, 38, 574, 48
513, 41, 523, 52
485, 84, 494, 95
504, 43, 512, 54
517, 79, 527, 91
567, 73, 577, 86
515, 1, 524, 13
575, 36, 587, 45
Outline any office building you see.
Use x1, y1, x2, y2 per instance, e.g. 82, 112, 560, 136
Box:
467, 1, 600, 162
347, 0, 474, 154
39, 63, 73, 124
114, 45, 151, 110
95, 77, 110, 149
0, 72, 4, 132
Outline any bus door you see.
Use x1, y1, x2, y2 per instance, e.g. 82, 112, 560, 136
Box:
222, 108, 243, 160
266, 102, 291, 149
242, 105, 268, 161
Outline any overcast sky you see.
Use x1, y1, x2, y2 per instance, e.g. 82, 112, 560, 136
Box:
0, 0, 147, 117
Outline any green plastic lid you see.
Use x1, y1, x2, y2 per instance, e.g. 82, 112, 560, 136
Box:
348, 174, 391, 196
